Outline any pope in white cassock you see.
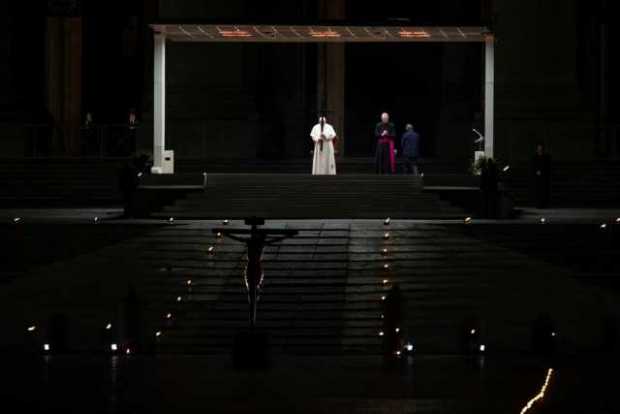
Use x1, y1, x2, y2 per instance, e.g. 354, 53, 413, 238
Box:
310, 116, 337, 175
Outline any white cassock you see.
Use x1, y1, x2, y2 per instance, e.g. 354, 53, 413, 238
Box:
310, 122, 337, 175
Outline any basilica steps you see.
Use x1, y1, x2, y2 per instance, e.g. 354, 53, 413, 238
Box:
502, 161, 620, 207
0, 158, 122, 206
1, 220, 616, 357
133, 221, 616, 355
1, 157, 619, 209
150, 174, 466, 219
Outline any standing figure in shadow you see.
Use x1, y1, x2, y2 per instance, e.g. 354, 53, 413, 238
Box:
533, 144, 552, 209
118, 157, 142, 218
401, 124, 420, 176
480, 158, 499, 218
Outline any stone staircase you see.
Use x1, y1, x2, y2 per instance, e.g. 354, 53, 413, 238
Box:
129, 221, 614, 355
1, 219, 616, 356
502, 161, 620, 207
0, 158, 123, 206
152, 174, 465, 219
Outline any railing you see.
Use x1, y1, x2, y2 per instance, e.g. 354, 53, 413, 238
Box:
2, 123, 147, 159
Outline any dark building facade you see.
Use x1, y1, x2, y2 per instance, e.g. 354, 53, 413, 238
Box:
1, 0, 618, 163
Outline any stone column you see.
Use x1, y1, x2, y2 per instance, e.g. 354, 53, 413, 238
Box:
318, 0, 346, 156
484, 35, 495, 158
46, 17, 82, 156
0, 5, 13, 118
151, 32, 166, 173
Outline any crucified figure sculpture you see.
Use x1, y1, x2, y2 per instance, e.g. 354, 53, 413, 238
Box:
213, 218, 298, 329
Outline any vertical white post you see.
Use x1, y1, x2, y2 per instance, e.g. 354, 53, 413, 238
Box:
484, 35, 495, 159
152, 32, 166, 174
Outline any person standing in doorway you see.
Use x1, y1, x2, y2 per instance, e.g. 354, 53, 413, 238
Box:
401, 124, 420, 176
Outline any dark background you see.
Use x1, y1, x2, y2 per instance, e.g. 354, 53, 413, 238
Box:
1, 0, 619, 162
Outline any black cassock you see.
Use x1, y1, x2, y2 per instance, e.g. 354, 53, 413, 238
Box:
375, 122, 397, 174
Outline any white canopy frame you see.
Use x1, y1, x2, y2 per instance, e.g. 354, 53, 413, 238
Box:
150, 24, 494, 173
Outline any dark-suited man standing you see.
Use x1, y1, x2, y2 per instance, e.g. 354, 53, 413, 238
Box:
401, 124, 420, 176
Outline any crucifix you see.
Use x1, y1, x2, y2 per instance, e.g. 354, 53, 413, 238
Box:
213, 218, 298, 328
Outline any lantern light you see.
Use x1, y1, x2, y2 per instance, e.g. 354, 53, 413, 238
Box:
168, 217, 174, 223
27, 326, 36, 332
13, 217, 21, 223
406, 343, 414, 352
470, 329, 476, 335
384, 217, 391, 225
384, 233, 390, 239
166, 313, 172, 319
479, 344, 486, 352
105, 323, 112, 330
43, 344, 50, 352
110, 343, 118, 352
378, 331, 384, 337
155, 331, 162, 337
464, 217, 472, 224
